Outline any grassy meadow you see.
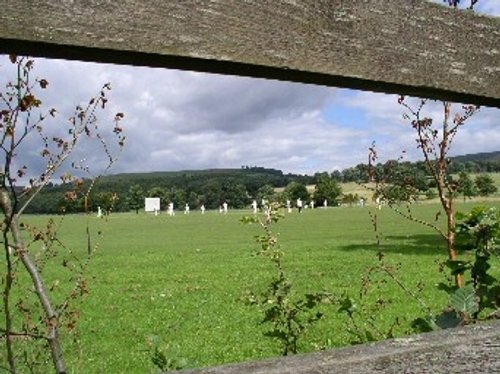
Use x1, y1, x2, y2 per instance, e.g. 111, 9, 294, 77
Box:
8, 198, 500, 372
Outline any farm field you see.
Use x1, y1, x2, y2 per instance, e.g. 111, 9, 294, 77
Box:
10, 200, 500, 372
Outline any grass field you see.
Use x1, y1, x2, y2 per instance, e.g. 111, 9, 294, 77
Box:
7, 199, 500, 373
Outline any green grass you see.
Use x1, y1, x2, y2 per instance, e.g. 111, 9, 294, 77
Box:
5, 200, 500, 373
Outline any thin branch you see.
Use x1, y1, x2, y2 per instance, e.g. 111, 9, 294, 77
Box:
0, 188, 67, 374
378, 265, 432, 314
0, 329, 48, 341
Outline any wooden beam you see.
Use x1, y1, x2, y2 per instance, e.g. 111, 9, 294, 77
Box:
178, 322, 500, 374
1, 1, 499, 107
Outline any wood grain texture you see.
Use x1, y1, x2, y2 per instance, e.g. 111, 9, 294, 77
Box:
177, 321, 500, 374
0, 1, 499, 106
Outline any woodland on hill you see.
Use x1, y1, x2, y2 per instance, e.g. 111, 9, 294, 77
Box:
21, 152, 500, 214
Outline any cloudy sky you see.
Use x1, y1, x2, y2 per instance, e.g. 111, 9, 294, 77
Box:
1, 0, 499, 181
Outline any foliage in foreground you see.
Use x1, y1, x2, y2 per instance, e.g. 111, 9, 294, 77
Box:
240, 203, 333, 356
0, 56, 124, 373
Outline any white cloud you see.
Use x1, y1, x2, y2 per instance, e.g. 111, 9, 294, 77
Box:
1, 54, 497, 179
334, 92, 499, 165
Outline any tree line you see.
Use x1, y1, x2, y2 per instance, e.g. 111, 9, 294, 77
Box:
22, 155, 499, 214
22, 168, 314, 214
336, 153, 500, 183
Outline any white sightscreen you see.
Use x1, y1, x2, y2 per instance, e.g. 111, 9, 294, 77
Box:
145, 197, 160, 212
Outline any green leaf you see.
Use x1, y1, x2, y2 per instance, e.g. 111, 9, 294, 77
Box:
411, 316, 438, 332
450, 286, 479, 316
338, 296, 357, 315
435, 310, 461, 329
445, 260, 471, 276
436, 282, 457, 294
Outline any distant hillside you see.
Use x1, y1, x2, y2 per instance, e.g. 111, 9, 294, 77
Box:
21, 151, 500, 214
451, 151, 500, 163
101, 167, 286, 185
96, 167, 312, 193
23, 167, 314, 214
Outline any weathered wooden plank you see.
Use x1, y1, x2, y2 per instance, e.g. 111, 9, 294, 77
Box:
0, 1, 499, 107
175, 321, 500, 374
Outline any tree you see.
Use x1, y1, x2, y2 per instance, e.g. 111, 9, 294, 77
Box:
221, 179, 249, 208
201, 179, 222, 209
389, 98, 480, 288
284, 181, 309, 202
376, 184, 416, 205
342, 193, 359, 207
185, 190, 200, 207
95, 191, 119, 214
425, 189, 437, 200
127, 184, 144, 214
475, 174, 497, 196
0, 56, 124, 373
456, 171, 476, 201
313, 174, 342, 206
378, 160, 428, 198
331, 170, 343, 182
256, 184, 276, 202
169, 187, 187, 208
